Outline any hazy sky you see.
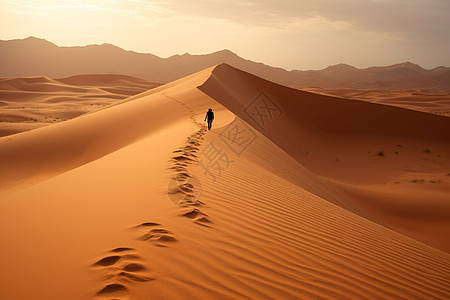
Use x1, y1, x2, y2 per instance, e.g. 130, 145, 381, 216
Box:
1, 0, 449, 70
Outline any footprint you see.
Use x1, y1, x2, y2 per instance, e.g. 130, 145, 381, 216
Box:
171, 167, 188, 174
139, 222, 161, 227
111, 247, 134, 253
182, 208, 205, 219
94, 255, 121, 266
178, 182, 194, 193
136, 222, 178, 247
181, 208, 212, 227
195, 217, 213, 227
173, 172, 190, 180
178, 195, 204, 207
123, 263, 146, 272
188, 141, 201, 147
172, 155, 194, 162
183, 145, 199, 152
174, 147, 198, 157
96, 283, 128, 298
92, 248, 153, 298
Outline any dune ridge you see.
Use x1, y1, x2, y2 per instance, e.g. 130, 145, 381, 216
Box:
0, 64, 449, 299
199, 64, 450, 141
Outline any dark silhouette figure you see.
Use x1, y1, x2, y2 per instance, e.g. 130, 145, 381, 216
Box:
204, 108, 214, 130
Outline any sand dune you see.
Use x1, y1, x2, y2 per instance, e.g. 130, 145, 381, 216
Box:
304, 87, 450, 117
0, 64, 449, 299
0, 74, 161, 137
199, 64, 450, 251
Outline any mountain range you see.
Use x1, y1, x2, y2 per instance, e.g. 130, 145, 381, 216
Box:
1, 36, 449, 89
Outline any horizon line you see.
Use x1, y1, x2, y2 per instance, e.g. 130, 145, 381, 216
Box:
2, 36, 449, 71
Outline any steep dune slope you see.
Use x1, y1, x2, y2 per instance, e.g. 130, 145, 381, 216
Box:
199, 64, 449, 143
1, 64, 449, 300
199, 64, 450, 252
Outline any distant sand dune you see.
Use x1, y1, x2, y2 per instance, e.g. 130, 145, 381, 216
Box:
0, 64, 448, 299
304, 87, 450, 117
0, 74, 161, 137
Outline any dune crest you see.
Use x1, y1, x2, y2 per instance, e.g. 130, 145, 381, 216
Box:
0, 68, 215, 191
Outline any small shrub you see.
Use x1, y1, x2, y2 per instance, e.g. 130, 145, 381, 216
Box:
377, 151, 384, 156
424, 148, 431, 153
394, 151, 399, 154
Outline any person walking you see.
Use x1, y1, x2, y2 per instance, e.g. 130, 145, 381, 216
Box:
204, 108, 214, 130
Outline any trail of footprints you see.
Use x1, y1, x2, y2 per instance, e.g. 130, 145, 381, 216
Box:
93, 223, 177, 298
92, 247, 153, 299
92, 99, 211, 298
164, 92, 212, 224
169, 126, 213, 226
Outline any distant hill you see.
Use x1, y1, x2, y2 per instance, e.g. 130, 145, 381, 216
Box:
1, 37, 449, 89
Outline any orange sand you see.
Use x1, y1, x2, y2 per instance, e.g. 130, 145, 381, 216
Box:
0, 74, 160, 137
0, 64, 449, 299
304, 87, 450, 117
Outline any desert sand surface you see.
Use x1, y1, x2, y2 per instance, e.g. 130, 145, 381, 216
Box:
0, 64, 449, 299
0, 74, 161, 137
304, 87, 450, 117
